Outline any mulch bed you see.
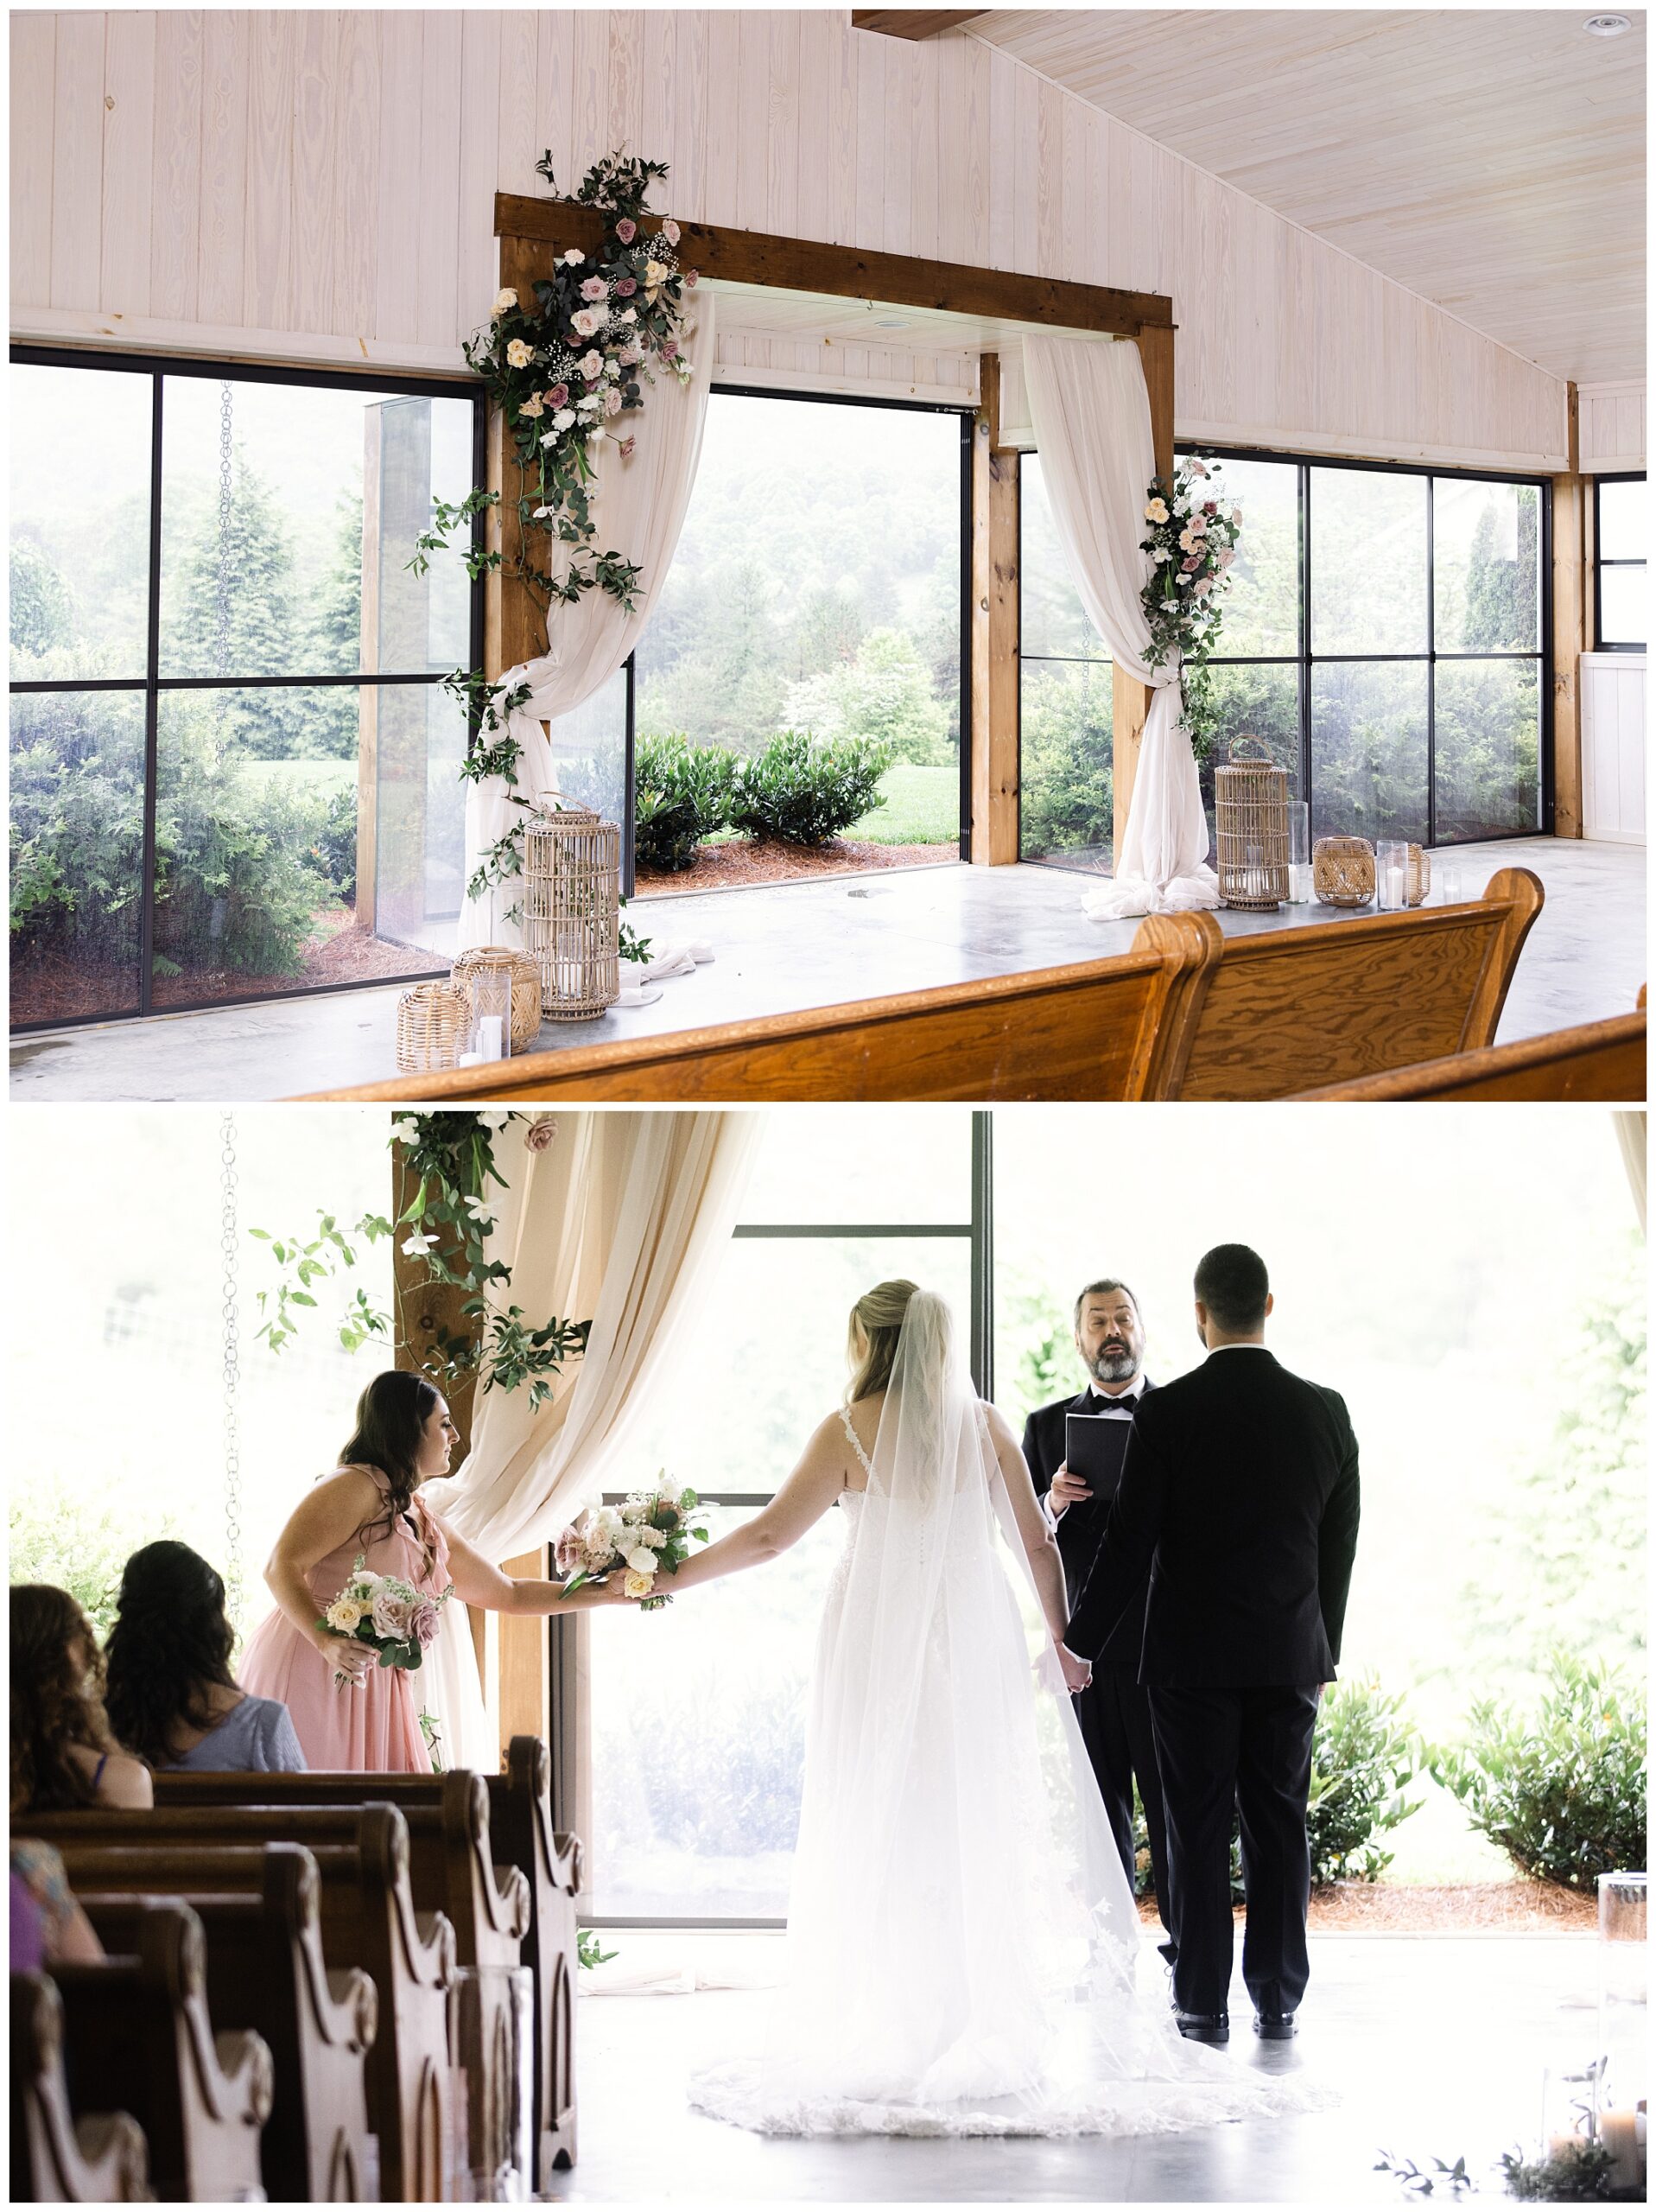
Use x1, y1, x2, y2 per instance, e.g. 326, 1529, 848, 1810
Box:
1133, 1883, 1597, 1936
635, 839, 956, 897
12, 906, 444, 1027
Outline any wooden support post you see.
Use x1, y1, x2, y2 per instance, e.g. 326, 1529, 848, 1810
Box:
1551, 382, 1586, 840
498, 1552, 551, 1759
1112, 323, 1178, 861
969, 353, 1019, 865
488, 235, 550, 683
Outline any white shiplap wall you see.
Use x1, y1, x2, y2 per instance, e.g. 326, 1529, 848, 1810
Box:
10, 10, 1568, 468
1579, 654, 1646, 844
1578, 383, 1646, 475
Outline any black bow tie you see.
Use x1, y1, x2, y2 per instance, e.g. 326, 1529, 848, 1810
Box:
1089, 1392, 1139, 1413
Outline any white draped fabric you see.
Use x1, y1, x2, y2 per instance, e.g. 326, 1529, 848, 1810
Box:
420, 1108, 760, 1765
1615, 1110, 1646, 1231
459, 296, 719, 950
1020, 334, 1219, 921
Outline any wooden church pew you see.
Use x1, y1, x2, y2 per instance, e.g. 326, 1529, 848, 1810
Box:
75, 1842, 377, 2204
11, 1973, 152, 2204
301, 869, 1543, 1105
1137, 866, 1545, 1098
27, 1808, 454, 2203
1291, 1005, 1646, 1100
42, 1900, 270, 2202
157, 1738, 581, 2182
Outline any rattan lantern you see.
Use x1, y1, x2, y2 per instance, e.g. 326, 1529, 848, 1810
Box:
522, 803, 622, 1020
1313, 836, 1376, 908
452, 945, 542, 1054
1214, 738, 1290, 911
396, 980, 469, 1074
1404, 844, 1431, 908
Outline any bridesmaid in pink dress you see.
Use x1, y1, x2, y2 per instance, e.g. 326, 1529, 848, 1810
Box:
241, 1370, 623, 1772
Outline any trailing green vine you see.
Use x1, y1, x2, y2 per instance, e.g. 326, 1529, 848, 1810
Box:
252, 1110, 588, 1414
418, 150, 698, 904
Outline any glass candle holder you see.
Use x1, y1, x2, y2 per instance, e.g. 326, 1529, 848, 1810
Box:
1375, 839, 1409, 912
1541, 2054, 1604, 2166
1285, 802, 1311, 903
1600, 1872, 1646, 2177
466, 968, 511, 1063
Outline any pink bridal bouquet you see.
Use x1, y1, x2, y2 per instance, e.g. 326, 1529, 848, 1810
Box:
555, 1482, 707, 1611
318, 1556, 452, 1678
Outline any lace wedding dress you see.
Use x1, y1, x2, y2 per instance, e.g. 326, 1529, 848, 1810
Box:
689, 1289, 1330, 2139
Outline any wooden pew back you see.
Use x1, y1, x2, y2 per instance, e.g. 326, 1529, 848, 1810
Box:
11, 1974, 151, 2204
45, 1899, 270, 2202
1291, 1007, 1646, 1100
1142, 868, 1545, 1098
26, 1808, 454, 2204
76, 1841, 376, 2205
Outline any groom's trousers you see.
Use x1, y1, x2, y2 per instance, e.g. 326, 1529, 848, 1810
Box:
1146, 1682, 1319, 2018
1075, 1663, 1171, 1936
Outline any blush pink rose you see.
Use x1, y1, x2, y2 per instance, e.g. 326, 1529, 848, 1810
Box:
1182, 556, 1200, 572
409, 1599, 441, 1649
685, 269, 699, 287
663, 219, 681, 245
614, 276, 638, 297
581, 275, 608, 302
555, 1524, 584, 1573
661, 339, 679, 362
524, 1116, 558, 1154
371, 1589, 415, 1641
545, 384, 569, 409
617, 435, 636, 459
604, 388, 623, 416
615, 217, 638, 244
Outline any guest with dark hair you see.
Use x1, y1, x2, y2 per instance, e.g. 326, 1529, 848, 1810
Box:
105, 1541, 305, 1773
10, 1585, 151, 1813
10, 1839, 105, 1969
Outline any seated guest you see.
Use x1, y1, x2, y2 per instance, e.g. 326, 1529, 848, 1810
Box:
10, 1585, 151, 1810
105, 1541, 306, 1774
10, 1838, 104, 1969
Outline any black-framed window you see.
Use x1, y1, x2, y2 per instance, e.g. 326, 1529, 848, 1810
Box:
1018, 451, 1114, 869
580, 1109, 993, 1928
1594, 474, 1646, 651
9, 348, 485, 1031
533, 385, 973, 895
1015, 442, 1551, 862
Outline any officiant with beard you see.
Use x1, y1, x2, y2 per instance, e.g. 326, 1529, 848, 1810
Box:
1021, 1279, 1171, 1936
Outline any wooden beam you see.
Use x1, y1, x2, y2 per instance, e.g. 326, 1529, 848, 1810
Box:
1552, 383, 1587, 838
1112, 324, 1178, 855
488, 232, 554, 681
498, 1548, 550, 1759
970, 354, 1019, 864
494, 194, 1172, 339
852, 10, 985, 37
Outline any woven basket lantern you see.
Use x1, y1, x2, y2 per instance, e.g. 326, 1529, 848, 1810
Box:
452, 945, 542, 1054
1214, 737, 1290, 911
522, 803, 622, 1020
1404, 844, 1431, 908
396, 980, 469, 1074
1313, 836, 1376, 908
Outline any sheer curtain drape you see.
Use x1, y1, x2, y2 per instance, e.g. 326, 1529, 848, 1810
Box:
421, 1107, 760, 1764
459, 296, 719, 949
1615, 1110, 1646, 1230
1020, 334, 1219, 920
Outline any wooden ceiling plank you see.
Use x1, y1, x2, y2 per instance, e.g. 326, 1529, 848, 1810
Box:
851, 12, 986, 41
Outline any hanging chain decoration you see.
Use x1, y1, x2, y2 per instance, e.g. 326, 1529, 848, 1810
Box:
406, 151, 696, 906
214, 381, 235, 678
219, 1110, 244, 1624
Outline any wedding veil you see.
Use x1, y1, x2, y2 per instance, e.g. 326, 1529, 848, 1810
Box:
693, 1286, 1328, 2136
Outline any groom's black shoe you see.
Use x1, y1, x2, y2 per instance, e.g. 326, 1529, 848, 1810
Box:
1173, 2009, 1229, 2044
1253, 2011, 1297, 2040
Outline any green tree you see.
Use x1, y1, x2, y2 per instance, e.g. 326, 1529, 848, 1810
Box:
168, 448, 307, 760
784, 626, 950, 766
297, 486, 365, 761
10, 540, 73, 661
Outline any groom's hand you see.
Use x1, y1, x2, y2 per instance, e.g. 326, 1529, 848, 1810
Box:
1050, 1463, 1093, 1516
1058, 1643, 1093, 1694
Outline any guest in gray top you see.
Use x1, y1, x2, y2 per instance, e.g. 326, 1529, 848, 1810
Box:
104, 1540, 308, 1774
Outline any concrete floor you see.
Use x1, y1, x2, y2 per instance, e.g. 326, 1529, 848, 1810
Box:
558, 1929, 1602, 2203
10, 836, 1643, 1103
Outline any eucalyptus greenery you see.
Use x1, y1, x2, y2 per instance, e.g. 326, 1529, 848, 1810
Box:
1374, 2143, 1616, 2202
251, 1110, 589, 1414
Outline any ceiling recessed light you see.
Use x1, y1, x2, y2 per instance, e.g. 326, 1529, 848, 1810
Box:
873, 317, 909, 330
1583, 13, 1631, 33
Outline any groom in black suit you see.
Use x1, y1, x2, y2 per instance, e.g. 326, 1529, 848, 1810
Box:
1021, 1280, 1171, 1936
1064, 1244, 1360, 2045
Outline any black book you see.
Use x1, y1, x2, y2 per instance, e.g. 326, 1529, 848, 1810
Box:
1065, 1408, 1134, 1502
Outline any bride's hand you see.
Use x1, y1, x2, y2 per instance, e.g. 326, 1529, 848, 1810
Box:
1056, 1643, 1093, 1696
319, 1634, 377, 1688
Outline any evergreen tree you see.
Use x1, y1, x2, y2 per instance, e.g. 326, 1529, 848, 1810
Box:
297, 487, 365, 761
10, 540, 74, 661
168, 449, 306, 760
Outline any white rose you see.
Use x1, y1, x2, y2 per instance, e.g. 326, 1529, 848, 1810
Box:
644, 260, 668, 286
391, 1116, 422, 1145
618, 307, 638, 324
562, 248, 585, 266
580, 350, 603, 378
577, 393, 600, 414
550, 409, 577, 432
492, 287, 517, 317
626, 1548, 658, 1576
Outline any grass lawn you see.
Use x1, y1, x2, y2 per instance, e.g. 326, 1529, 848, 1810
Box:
238, 759, 357, 798
850, 761, 958, 844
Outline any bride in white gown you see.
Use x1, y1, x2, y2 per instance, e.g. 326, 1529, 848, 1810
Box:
654, 1279, 1329, 2139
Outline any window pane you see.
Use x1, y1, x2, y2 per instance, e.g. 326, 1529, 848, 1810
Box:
633, 391, 961, 850
1597, 478, 1646, 563
1018, 657, 1113, 865
151, 684, 458, 1007
739, 1107, 973, 1224
1310, 467, 1427, 654
1434, 480, 1540, 653
11, 364, 152, 682
1020, 454, 1108, 659
1189, 454, 1298, 657
589, 1502, 845, 1917
10, 690, 146, 1023
1194, 664, 1302, 834
538, 667, 627, 830
159, 378, 474, 678
1434, 660, 1542, 842
1598, 563, 1647, 648
1310, 660, 1429, 843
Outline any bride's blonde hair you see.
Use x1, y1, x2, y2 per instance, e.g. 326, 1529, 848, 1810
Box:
847, 1279, 922, 1403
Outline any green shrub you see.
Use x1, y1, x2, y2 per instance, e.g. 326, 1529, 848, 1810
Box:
1307, 1678, 1424, 1885
1431, 1653, 1646, 1890
305, 783, 358, 903
634, 732, 736, 872
730, 729, 892, 848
